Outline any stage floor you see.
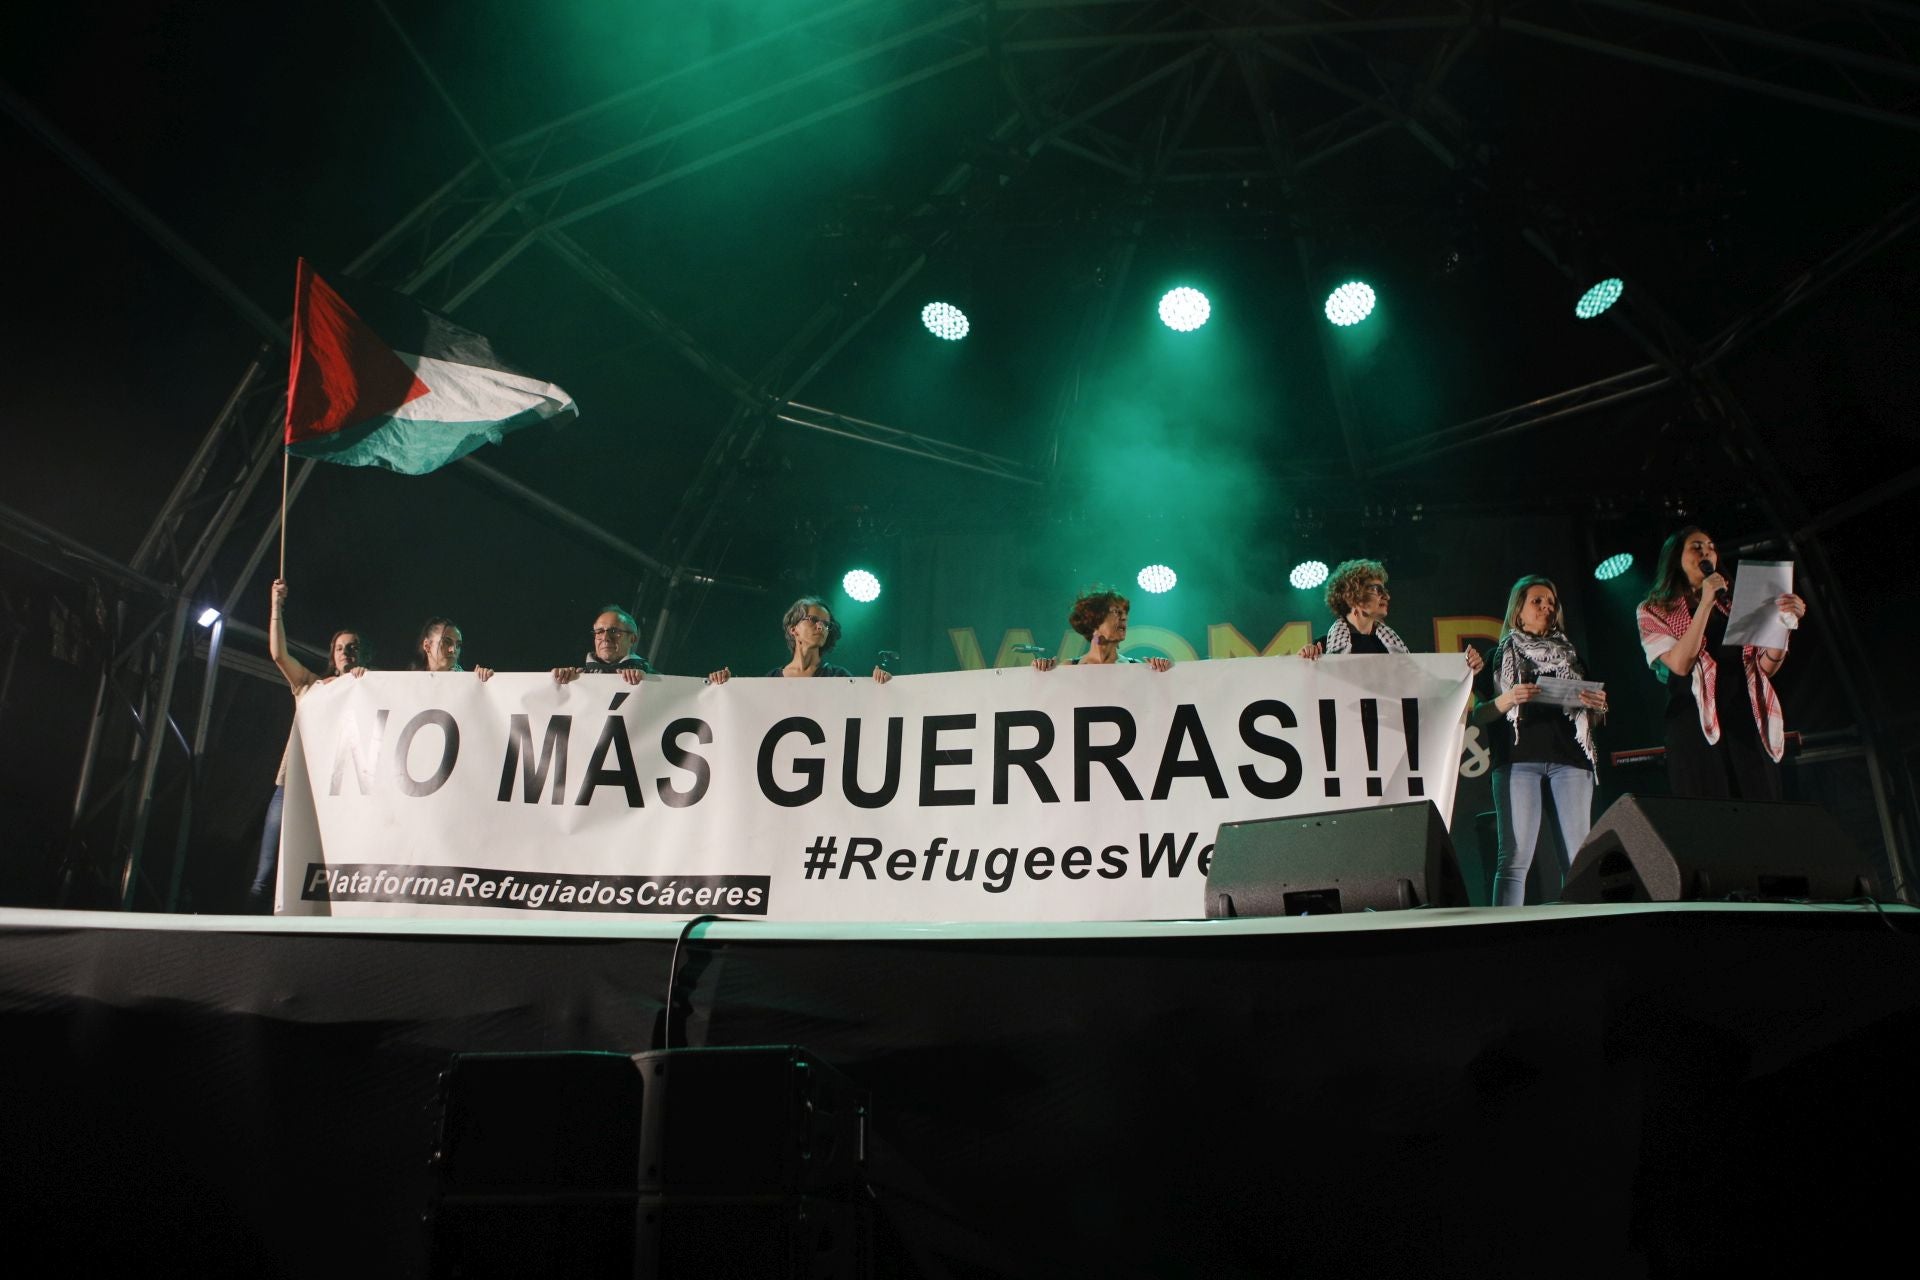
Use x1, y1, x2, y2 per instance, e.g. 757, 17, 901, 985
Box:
5, 901, 1917, 1277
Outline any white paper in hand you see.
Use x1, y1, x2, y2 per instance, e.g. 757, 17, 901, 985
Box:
1723, 559, 1794, 649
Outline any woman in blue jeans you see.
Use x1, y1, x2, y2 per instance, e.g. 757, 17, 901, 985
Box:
1474, 576, 1609, 906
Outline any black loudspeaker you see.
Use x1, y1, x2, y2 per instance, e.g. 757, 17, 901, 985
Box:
1560, 795, 1878, 903
1207, 800, 1468, 917
428, 1052, 645, 1278
633, 1046, 867, 1196
427, 1048, 872, 1279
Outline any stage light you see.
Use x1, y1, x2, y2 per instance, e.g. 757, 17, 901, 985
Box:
197, 607, 221, 628
1158, 287, 1210, 332
842, 569, 881, 603
1594, 552, 1634, 581
1324, 281, 1376, 327
921, 301, 969, 340
1136, 564, 1177, 594
1289, 560, 1330, 590
1575, 278, 1624, 320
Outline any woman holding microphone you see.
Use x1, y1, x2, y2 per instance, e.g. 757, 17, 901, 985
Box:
1636, 527, 1806, 800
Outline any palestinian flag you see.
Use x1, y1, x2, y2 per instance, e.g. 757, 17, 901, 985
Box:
284, 258, 576, 474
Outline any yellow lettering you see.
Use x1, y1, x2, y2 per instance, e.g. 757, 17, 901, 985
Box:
1207, 621, 1312, 659
1433, 615, 1502, 652
1119, 625, 1199, 663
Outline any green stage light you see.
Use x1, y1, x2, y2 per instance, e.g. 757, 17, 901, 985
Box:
1158, 287, 1210, 332
1574, 278, 1620, 320
1289, 560, 1330, 590
1575, 278, 1624, 320
1594, 552, 1634, 581
1136, 564, 1177, 594
921, 301, 969, 340
842, 569, 881, 602
1324, 281, 1376, 327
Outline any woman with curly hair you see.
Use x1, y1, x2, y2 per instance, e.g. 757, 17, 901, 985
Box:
706, 596, 893, 683
1031, 587, 1172, 672
1298, 558, 1484, 673
1636, 526, 1805, 799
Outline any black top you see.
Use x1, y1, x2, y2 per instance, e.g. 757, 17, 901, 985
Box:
1667, 604, 1761, 746
764, 662, 854, 678
1473, 654, 1591, 770
582, 653, 656, 674
1315, 629, 1391, 655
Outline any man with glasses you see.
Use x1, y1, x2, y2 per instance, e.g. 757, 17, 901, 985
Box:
1298, 558, 1484, 672
553, 605, 656, 686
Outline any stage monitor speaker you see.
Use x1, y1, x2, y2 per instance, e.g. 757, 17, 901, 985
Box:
428, 1051, 645, 1278
633, 1046, 868, 1197
1207, 800, 1468, 917
1560, 795, 1878, 904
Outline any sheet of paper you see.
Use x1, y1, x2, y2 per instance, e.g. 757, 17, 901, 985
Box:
1723, 559, 1794, 649
1534, 676, 1603, 710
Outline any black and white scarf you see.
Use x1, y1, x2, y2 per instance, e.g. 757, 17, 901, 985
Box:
1495, 628, 1597, 771
1324, 619, 1408, 654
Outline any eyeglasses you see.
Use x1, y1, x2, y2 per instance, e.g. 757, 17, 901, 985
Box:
1362, 583, 1391, 598
592, 627, 633, 639
796, 616, 832, 628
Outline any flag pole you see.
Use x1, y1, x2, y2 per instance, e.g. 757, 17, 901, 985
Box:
278, 443, 288, 582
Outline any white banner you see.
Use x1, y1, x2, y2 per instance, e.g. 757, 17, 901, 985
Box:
278, 655, 1473, 921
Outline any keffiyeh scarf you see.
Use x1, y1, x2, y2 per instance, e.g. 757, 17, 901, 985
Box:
1324, 619, 1408, 654
1636, 596, 1785, 762
1495, 628, 1598, 771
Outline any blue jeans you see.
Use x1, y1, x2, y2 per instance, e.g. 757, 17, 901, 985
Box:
1491, 763, 1594, 907
249, 785, 284, 912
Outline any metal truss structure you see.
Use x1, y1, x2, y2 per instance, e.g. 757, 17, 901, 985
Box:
10, 0, 1917, 906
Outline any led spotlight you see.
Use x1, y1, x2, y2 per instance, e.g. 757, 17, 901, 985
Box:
921, 301, 969, 340
1324, 282, 1376, 327
842, 569, 882, 603
1574, 278, 1624, 320
1289, 560, 1330, 590
197, 607, 221, 628
1136, 564, 1177, 594
1594, 552, 1634, 581
1158, 287, 1211, 332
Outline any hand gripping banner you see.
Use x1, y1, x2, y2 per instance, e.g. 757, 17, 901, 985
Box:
277, 655, 1473, 922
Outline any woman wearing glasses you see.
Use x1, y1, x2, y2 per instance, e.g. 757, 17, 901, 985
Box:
706, 596, 893, 683
1298, 558, 1485, 673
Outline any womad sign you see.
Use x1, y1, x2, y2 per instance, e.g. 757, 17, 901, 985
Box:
278, 656, 1474, 923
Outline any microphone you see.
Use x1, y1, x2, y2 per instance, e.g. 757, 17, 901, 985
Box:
877, 649, 901, 671
1700, 559, 1730, 602
1011, 644, 1049, 656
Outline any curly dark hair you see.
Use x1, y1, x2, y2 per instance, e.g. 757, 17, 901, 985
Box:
1068, 588, 1129, 640
781, 597, 841, 655
1324, 558, 1388, 618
